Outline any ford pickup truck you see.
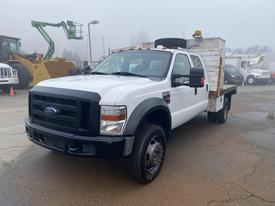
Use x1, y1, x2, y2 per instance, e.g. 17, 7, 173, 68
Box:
26, 37, 237, 183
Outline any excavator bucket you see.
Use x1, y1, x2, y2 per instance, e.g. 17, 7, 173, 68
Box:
43, 58, 74, 78
14, 55, 74, 86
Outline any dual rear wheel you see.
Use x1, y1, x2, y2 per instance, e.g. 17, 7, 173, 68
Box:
207, 97, 229, 124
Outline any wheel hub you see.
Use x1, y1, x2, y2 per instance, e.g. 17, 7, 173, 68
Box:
248, 78, 254, 84
145, 136, 164, 176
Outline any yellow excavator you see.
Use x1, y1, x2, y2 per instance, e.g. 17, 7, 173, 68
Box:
0, 20, 83, 89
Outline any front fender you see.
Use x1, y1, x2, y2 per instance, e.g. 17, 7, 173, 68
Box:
123, 98, 171, 136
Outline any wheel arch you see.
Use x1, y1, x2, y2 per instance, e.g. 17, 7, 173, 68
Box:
123, 98, 171, 140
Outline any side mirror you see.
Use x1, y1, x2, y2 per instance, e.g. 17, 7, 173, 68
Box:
83, 65, 92, 74
171, 74, 185, 87
99, 56, 105, 63
189, 67, 205, 88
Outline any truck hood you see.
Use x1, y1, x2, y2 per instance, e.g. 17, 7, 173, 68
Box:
36, 74, 155, 103
0, 63, 11, 68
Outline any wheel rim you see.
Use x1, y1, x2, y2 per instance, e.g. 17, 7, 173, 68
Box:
144, 135, 164, 180
248, 78, 254, 85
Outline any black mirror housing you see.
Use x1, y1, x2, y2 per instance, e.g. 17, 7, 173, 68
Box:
171, 68, 204, 88
189, 67, 205, 88
83, 65, 92, 74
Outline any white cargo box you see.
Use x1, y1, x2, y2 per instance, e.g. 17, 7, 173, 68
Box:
187, 38, 225, 94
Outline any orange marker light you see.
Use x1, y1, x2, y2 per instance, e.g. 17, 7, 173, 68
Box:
101, 114, 126, 121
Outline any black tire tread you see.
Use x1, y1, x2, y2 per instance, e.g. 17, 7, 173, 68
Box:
129, 124, 166, 184
207, 112, 216, 123
246, 75, 255, 85
216, 98, 229, 124
10, 63, 32, 89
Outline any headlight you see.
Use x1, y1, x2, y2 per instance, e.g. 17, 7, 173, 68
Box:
100, 106, 127, 135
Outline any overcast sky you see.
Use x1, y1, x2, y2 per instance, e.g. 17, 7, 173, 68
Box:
1, 0, 274, 61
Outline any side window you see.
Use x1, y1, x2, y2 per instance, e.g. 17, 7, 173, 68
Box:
241, 61, 246, 68
172, 54, 191, 83
191, 55, 203, 68
0, 68, 3, 78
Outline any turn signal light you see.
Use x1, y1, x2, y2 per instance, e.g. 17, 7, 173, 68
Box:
101, 114, 126, 121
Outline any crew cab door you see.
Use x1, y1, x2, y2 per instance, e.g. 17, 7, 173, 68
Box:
170, 54, 208, 129
189, 55, 209, 105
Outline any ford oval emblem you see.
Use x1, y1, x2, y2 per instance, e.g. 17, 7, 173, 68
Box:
43, 106, 59, 116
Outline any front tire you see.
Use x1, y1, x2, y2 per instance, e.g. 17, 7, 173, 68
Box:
11, 63, 32, 89
246, 76, 255, 85
129, 124, 166, 184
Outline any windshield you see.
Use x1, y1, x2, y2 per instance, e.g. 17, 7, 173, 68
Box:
2, 38, 20, 53
225, 65, 239, 74
91, 50, 172, 79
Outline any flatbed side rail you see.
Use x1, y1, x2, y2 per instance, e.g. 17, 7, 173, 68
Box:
221, 84, 237, 96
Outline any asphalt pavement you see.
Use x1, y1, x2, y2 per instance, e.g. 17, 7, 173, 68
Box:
0, 86, 275, 206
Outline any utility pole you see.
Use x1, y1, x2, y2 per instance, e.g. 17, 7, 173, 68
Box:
88, 23, 92, 63
102, 36, 105, 57
88, 20, 99, 64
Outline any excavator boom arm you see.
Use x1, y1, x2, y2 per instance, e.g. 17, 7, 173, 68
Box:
31, 20, 83, 61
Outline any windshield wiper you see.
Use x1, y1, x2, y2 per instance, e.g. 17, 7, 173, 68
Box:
111, 72, 148, 78
90, 71, 109, 75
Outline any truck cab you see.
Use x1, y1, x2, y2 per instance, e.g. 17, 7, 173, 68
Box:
26, 37, 236, 183
226, 54, 270, 85
0, 35, 21, 62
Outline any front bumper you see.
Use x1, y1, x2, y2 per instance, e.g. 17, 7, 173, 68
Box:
25, 118, 135, 158
0, 79, 19, 85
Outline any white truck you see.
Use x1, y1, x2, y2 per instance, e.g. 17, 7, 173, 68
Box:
25, 37, 237, 183
0, 63, 18, 92
226, 54, 270, 85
